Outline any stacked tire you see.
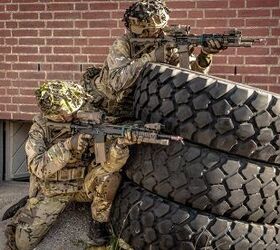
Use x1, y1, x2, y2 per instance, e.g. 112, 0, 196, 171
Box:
111, 63, 280, 249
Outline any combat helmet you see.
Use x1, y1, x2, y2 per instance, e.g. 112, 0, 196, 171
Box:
123, 0, 170, 35
35, 80, 88, 116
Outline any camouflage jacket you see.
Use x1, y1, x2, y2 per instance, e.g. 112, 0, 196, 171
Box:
85, 33, 211, 118
25, 114, 129, 197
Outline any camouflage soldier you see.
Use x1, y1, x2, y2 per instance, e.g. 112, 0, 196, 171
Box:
82, 0, 225, 119
5, 81, 137, 250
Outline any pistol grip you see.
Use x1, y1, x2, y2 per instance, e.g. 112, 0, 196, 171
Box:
178, 45, 189, 69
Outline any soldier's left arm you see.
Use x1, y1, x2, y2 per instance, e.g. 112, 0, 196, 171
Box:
190, 39, 225, 74
106, 36, 156, 93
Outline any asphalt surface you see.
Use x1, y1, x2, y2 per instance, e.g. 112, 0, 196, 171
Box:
0, 181, 95, 250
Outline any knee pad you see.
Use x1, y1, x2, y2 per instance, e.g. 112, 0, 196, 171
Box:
92, 172, 122, 201
91, 172, 122, 223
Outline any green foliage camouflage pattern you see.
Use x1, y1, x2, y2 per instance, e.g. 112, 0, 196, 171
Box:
35, 80, 88, 115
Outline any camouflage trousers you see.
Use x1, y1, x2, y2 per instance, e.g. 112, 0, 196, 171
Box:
6, 166, 121, 250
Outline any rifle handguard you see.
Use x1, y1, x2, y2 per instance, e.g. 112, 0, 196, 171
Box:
132, 130, 183, 146
141, 137, 170, 146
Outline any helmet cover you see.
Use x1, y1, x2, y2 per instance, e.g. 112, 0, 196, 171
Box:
35, 80, 87, 115
123, 0, 170, 35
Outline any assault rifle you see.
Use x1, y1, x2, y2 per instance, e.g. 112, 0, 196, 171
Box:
130, 26, 264, 68
47, 111, 183, 163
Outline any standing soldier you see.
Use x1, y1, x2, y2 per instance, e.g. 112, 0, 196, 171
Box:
82, 0, 225, 119
5, 81, 139, 249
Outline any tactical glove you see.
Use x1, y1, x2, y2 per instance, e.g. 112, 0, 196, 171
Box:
64, 133, 92, 153
166, 47, 179, 66
116, 130, 143, 148
202, 39, 225, 54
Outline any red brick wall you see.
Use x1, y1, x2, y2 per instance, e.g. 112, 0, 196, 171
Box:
0, 0, 279, 121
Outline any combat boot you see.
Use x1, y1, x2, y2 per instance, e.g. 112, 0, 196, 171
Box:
2, 196, 28, 221
4, 224, 17, 250
88, 219, 111, 246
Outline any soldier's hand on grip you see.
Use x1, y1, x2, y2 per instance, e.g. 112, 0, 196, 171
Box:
116, 130, 143, 147
64, 133, 92, 153
150, 44, 179, 65
166, 47, 179, 66
202, 39, 225, 54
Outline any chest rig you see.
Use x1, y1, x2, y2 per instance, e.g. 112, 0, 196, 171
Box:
44, 124, 89, 182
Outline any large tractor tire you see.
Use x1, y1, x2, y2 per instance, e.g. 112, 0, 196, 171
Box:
111, 181, 280, 250
125, 142, 280, 224
134, 63, 280, 165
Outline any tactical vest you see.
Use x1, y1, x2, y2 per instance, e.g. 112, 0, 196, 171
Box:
45, 125, 88, 182
34, 116, 93, 196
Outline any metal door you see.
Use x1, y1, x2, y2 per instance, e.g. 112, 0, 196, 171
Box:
5, 121, 31, 180
0, 121, 3, 181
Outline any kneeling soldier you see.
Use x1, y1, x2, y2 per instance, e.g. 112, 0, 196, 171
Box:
5, 81, 138, 250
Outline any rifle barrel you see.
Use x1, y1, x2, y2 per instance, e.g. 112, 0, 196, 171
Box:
241, 38, 265, 43
227, 44, 252, 47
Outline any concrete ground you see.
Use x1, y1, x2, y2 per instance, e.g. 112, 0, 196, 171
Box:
0, 181, 95, 250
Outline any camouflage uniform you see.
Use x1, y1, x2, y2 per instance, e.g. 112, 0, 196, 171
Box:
5, 81, 129, 250
83, 1, 213, 119
83, 33, 212, 120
